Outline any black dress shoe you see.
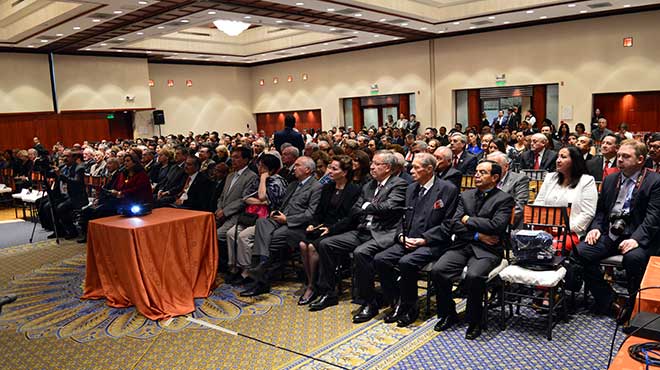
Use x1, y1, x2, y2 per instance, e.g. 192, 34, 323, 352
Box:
352, 303, 378, 323
616, 304, 632, 325
298, 291, 317, 306
397, 306, 419, 327
239, 282, 270, 297
384, 303, 405, 324
465, 323, 482, 340
433, 313, 458, 332
76, 236, 87, 244
309, 295, 339, 311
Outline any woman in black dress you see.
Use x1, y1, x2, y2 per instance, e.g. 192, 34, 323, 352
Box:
297, 155, 361, 305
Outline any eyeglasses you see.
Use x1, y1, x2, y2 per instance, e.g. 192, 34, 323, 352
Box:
372, 162, 387, 166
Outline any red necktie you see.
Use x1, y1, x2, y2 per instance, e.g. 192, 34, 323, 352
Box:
533, 153, 540, 170
453, 155, 459, 168
178, 176, 192, 197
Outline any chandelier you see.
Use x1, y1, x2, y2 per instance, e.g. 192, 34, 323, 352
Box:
213, 20, 250, 36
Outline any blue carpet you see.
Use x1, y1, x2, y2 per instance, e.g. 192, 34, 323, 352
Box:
0, 220, 49, 248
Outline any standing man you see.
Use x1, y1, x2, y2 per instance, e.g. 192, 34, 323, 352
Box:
274, 114, 305, 153
373, 153, 459, 327
645, 133, 660, 172
430, 160, 514, 340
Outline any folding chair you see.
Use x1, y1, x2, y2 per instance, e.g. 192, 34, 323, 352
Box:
521, 169, 547, 181
460, 175, 475, 192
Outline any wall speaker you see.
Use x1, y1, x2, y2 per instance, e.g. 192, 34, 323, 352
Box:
153, 110, 165, 125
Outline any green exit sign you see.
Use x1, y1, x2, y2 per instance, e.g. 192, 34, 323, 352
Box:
495, 80, 506, 86
106, 113, 115, 119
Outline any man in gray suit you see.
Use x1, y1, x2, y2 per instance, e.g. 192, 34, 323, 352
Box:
215, 146, 257, 272
241, 156, 322, 296
487, 151, 529, 228
309, 151, 407, 322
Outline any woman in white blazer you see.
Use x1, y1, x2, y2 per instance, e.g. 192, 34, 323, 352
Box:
534, 146, 599, 246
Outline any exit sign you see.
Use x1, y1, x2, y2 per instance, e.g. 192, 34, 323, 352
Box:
106, 113, 115, 119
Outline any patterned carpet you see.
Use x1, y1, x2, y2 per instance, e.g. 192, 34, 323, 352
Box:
0, 239, 626, 369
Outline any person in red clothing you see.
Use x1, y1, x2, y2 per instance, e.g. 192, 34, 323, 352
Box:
110, 152, 153, 206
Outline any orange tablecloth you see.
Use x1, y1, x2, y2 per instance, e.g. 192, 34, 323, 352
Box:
82, 208, 218, 320
608, 336, 653, 370
632, 256, 660, 317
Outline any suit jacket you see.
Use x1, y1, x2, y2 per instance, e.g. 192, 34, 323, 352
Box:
401, 177, 459, 248
427, 188, 514, 259
587, 156, 617, 182
179, 173, 214, 211
216, 167, 258, 219
352, 176, 407, 247
498, 171, 529, 228
312, 182, 361, 235
506, 114, 519, 131
279, 177, 323, 229
521, 149, 557, 172
55, 163, 88, 208
589, 170, 660, 255
156, 162, 186, 195
279, 165, 297, 185
645, 157, 660, 172
453, 151, 478, 175
274, 127, 305, 153
438, 167, 462, 190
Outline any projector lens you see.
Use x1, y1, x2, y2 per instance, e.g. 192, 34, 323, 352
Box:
130, 205, 141, 213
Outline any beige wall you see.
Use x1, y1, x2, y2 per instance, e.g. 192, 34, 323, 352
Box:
250, 41, 433, 130
55, 55, 152, 111
0, 53, 53, 114
149, 63, 253, 135
433, 10, 660, 128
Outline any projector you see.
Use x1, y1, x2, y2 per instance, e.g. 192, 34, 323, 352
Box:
118, 203, 153, 217
623, 311, 660, 341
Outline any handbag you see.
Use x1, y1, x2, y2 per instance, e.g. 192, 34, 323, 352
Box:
237, 204, 269, 227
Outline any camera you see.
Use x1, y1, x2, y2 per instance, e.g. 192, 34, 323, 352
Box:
609, 211, 630, 237
33, 156, 53, 174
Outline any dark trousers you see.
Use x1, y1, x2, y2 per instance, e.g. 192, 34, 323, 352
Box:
253, 218, 303, 284
39, 196, 78, 235
79, 202, 117, 235
573, 235, 650, 310
316, 229, 372, 298
431, 247, 500, 324
374, 244, 439, 307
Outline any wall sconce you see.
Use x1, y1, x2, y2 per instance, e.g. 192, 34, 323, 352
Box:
273, 77, 279, 84
287, 75, 293, 82
259, 79, 265, 86
186, 80, 193, 87
167, 80, 174, 87
148, 79, 155, 87
623, 37, 633, 47
302, 73, 308, 81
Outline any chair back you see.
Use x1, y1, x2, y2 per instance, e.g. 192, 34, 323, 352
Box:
522, 169, 547, 180
0, 168, 13, 188
460, 175, 475, 191
522, 204, 572, 256
528, 179, 543, 203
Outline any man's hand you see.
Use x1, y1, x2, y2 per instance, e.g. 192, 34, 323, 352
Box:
585, 229, 601, 245
478, 233, 499, 246
175, 198, 184, 206
306, 224, 315, 232
319, 226, 330, 236
619, 239, 639, 254
404, 237, 427, 250
461, 215, 470, 225
272, 213, 287, 224
215, 209, 224, 219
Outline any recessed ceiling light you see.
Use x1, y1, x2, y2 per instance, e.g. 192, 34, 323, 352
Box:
138, 1, 147, 4
342, 46, 348, 48
137, 32, 144, 35
244, 16, 252, 19
353, 31, 359, 34
73, 26, 81, 30
208, 11, 217, 14
503, 21, 511, 24
113, 10, 122, 14
379, 18, 387, 22
116, 49, 123, 52
327, 8, 335, 12
117, 38, 125, 41
567, 4, 577, 7
401, 23, 408, 26
40, 39, 48, 43
300, 52, 305, 55
172, 53, 178, 55
100, 43, 107, 46
56, 33, 64, 37
354, 13, 362, 17
488, 16, 496, 20
85, 48, 92, 51
469, 26, 476, 29
180, 19, 189, 23
276, 20, 283, 23
304, 24, 310, 27
27, 45, 34, 48
420, 27, 427, 30
623, 4, 631, 7
453, 21, 460, 25
323, 42, 329, 45
539, 16, 547, 19
92, 19, 101, 23
329, 28, 336, 31
526, 10, 534, 14
438, 30, 445, 33
321, 49, 326, 51
580, 10, 588, 13
157, 26, 165, 29
296, 2, 304, 5
373, 35, 379, 37
222, 55, 227, 58
146, 51, 152, 54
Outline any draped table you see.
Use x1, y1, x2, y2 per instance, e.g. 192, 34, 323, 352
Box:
82, 208, 218, 320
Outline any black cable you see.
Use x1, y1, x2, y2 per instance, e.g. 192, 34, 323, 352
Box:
628, 342, 660, 369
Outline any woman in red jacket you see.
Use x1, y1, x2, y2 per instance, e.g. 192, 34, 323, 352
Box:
110, 152, 152, 206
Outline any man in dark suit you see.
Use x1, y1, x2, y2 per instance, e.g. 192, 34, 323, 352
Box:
587, 134, 620, 181
645, 133, 660, 172
569, 140, 660, 323
241, 156, 322, 296
492, 110, 507, 131
506, 107, 519, 131
172, 156, 214, 211
521, 133, 557, 171
449, 132, 478, 175
309, 151, 407, 320
142, 149, 157, 183
44, 150, 89, 239
373, 153, 459, 327
430, 160, 514, 340
274, 114, 305, 153
154, 146, 187, 206
278, 146, 299, 184
487, 151, 529, 229
433, 146, 462, 189
577, 135, 594, 161
77, 157, 122, 243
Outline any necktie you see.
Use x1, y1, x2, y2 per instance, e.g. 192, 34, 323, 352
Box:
179, 176, 192, 197
475, 191, 486, 211
228, 171, 240, 191
418, 186, 426, 199
452, 155, 459, 168
374, 183, 384, 200
533, 153, 540, 170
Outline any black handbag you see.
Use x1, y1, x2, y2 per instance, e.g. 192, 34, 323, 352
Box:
237, 212, 258, 227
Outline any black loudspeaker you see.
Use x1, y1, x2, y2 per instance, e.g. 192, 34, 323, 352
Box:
153, 110, 165, 125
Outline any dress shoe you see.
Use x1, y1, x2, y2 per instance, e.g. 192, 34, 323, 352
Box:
384, 303, 405, 324
397, 306, 419, 327
239, 282, 271, 297
615, 302, 632, 325
465, 323, 482, 340
47, 233, 58, 239
309, 295, 339, 311
352, 303, 378, 324
433, 313, 458, 332
76, 236, 87, 244
298, 291, 317, 306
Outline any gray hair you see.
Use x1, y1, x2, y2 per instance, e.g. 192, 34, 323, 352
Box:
532, 133, 548, 143
486, 151, 510, 166
374, 150, 397, 168
282, 146, 300, 158
413, 140, 428, 150
298, 156, 316, 172
450, 132, 467, 143
434, 146, 452, 161
305, 142, 319, 150
106, 157, 120, 166
392, 152, 406, 172
414, 152, 437, 169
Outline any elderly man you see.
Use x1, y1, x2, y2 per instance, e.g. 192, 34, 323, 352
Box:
433, 146, 462, 189
521, 133, 557, 171
309, 151, 407, 323
587, 134, 620, 181
279, 146, 300, 183
373, 153, 459, 327
576, 135, 594, 161
172, 156, 214, 211
242, 156, 322, 296
249, 139, 266, 172
487, 151, 529, 228
430, 160, 514, 340
592, 118, 614, 142
198, 145, 216, 175
449, 132, 478, 175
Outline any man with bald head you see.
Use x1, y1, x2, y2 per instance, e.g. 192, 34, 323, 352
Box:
433, 146, 461, 189
520, 133, 557, 171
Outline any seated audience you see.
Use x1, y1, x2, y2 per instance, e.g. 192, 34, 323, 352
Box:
448, 133, 478, 175
89, 150, 107, 177
110, 152, 153, 207
487, 151, 529, 228
587, 134, 620, 181
432, 147, 462, 189
171, 156, 214, 211
520, 133, 557, 171
77, 158, 122, 243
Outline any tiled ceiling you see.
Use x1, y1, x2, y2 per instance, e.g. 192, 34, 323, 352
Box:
0, 0, 658, 65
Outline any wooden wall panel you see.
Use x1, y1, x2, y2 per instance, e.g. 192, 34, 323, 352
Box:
593, 91, 660, 133
467, 89, 481, 130
532, 85, 547, 128
256, 109, 322, 137
352, 99, 363, 132
399, 94, 410, 118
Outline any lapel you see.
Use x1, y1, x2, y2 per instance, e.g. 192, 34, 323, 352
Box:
373, 176, 393, 203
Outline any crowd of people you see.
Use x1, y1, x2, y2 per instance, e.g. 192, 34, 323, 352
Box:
1, 110, 660, 340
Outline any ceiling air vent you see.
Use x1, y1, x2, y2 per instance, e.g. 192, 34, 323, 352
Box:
587, 2, 613, 8
197, 55, 211, 59
278, 22, 299, 27
267, 28, 288, 34
105, 40, 125, 44
471, 20, 493, 26
88, 13, 115, 20
331, 29, 350, 34
40, 35, 60, 40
